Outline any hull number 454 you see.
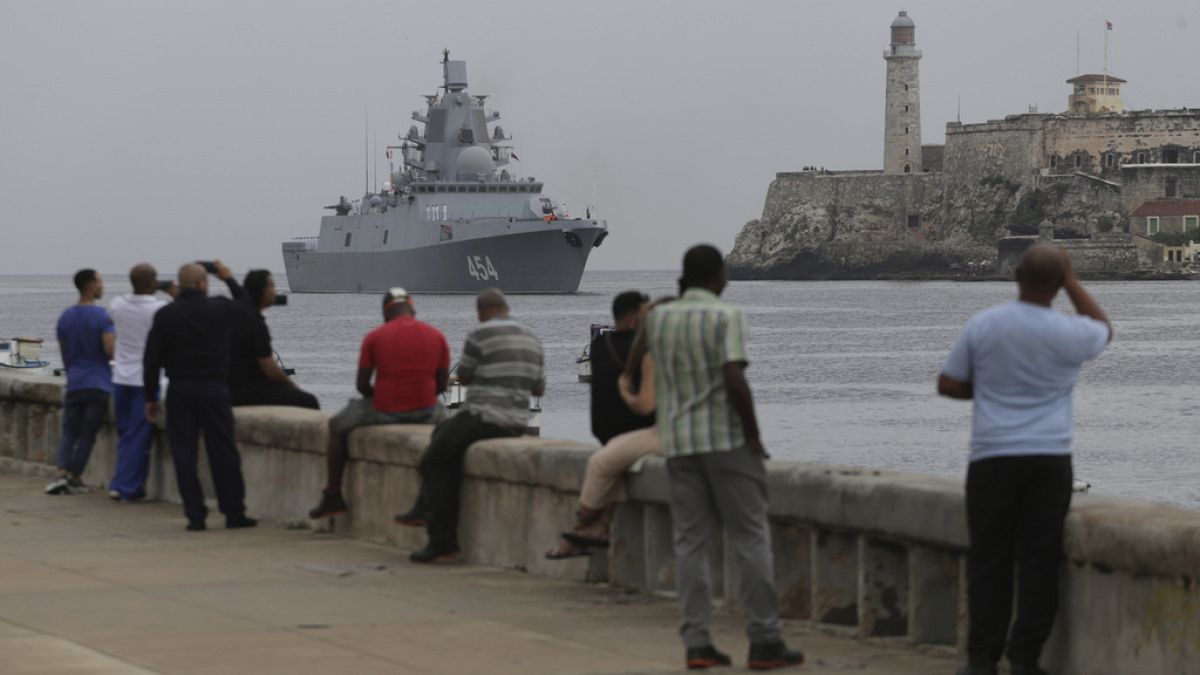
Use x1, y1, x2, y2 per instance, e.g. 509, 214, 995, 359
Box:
467, 255, 500, 281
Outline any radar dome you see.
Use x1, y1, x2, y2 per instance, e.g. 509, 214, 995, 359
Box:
456, 145, 494, 179
368, 195, 384, 208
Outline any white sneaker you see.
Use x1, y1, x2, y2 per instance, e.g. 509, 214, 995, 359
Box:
108, 490, 121, 501
45, 477, 70, 495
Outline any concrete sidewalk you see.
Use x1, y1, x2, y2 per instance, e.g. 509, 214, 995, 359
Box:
0, 471, 956, 674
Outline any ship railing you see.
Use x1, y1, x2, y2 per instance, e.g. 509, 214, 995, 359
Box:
282, 238, 320, 252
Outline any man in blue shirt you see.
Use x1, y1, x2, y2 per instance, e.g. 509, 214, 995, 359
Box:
46, 269, 115, 495
939, 245, 1111, 675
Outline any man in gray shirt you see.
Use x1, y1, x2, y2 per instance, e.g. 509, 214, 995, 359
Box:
400, 288, 544, 563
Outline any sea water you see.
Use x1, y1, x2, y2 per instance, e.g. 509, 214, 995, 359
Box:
4, 272, 1198, 509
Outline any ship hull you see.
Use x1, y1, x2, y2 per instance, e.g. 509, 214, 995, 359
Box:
283, 223, 605, 293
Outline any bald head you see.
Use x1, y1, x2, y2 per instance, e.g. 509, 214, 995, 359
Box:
129, 263, 157, 295
177, 263, 207, 292
1016, 245, 1065, 299
476, 288, 509, 322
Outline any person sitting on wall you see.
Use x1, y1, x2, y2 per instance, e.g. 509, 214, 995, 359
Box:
546, 291, 663, 559
307, 287, 450, 520
228, 269, 319, 410
395, 288, 544, 564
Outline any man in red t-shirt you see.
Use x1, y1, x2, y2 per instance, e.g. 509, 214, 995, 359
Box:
308, 288, 450, 519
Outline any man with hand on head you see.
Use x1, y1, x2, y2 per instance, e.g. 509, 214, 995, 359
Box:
307, 288, 450, 520
106, 263, 172, 502
45, 269, 115, 495
143, 260, 257, 532
939, 245, 1111, 675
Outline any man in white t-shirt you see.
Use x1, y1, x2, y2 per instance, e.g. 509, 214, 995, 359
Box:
107, 263, 172, 501
939, 245, 1111, 675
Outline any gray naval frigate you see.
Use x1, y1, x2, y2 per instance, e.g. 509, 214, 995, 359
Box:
282, 52, 608, 293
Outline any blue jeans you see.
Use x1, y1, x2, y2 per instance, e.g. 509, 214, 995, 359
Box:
57, 388, 110, 476
109, 384, 153, 498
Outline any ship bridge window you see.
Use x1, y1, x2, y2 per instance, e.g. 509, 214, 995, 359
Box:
449, 186, 458, 193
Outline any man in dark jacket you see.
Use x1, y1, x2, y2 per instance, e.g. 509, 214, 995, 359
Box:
589, 290, 652, 444
143, 261, 257, 531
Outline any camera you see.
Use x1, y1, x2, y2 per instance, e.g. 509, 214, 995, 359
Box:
196, 261, 219, 274
156, 280, 173, 292
273, 294, 288, 306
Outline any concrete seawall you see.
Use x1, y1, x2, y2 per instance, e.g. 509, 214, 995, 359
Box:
2, 372, 1197, 674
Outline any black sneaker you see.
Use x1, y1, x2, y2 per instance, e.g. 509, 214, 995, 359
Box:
686, 645, 731, 670
45, 477, 70, 495
67, 477, 88, 492
747, 640, 804, 671
409, 545, 461, 564
186, 520, 206, 532
956, 665, 999, 675
394, 507, 430, 527
225, 516, 258, 529
308, 491, 348, 519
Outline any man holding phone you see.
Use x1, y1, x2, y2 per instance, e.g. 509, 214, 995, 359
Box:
228, 269, 318, 410
143, 260, 257, 531
106, 263, 174, 501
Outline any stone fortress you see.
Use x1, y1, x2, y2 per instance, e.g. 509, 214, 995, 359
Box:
727, 11, 1200, 279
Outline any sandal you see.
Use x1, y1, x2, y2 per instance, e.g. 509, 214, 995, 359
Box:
562, 531, 610, 549
545, 540, 592, 560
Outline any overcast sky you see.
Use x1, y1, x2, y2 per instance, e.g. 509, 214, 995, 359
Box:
2, 0, 1197, 276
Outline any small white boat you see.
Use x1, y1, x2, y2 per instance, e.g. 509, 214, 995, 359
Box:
442, 364, 542, 436
576, 323, 612, 383
0, 337, 50, 375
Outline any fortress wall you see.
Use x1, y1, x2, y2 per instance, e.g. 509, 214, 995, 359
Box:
3, 372, 1198, 673
943, 118, 1044, 188
1043, 112, 1200, 179
1121, 165, 1200, 211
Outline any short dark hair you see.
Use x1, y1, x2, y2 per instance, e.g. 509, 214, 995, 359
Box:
612, 290, 649, 322
73, 269, 97, 292
243, 269, 272, 307
680, 244, 724, 289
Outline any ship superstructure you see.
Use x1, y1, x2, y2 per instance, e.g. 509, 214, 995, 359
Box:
283, 51, 608, 293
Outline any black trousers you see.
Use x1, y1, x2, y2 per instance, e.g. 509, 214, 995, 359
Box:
966, 454, 1073, 667
421, 411, 521, 550
231, 382, 320, 410
166, 380, 247, 523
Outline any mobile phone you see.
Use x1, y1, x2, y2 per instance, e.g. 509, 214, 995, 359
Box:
196, 261, 218, 274
156, 280, 173, 292
273, 294, 288, 306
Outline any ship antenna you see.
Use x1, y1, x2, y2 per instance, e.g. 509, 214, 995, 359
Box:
373, 130, 378, 192
364, 105, 369, 195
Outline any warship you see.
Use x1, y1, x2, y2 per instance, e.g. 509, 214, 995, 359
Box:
282, 51, 608, 293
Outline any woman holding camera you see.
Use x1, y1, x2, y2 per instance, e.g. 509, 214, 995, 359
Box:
228, 269, 319, 410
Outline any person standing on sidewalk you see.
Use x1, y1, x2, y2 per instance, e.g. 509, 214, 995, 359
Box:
106, 263, 172, 501
142, 261, 257, 532
399, 288, 544, 564
645, 244, 803, 671
939, 245, 1111, 675
45, 269, 115, 495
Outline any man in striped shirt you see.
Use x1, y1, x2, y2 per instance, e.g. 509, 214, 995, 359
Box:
645, 245, 803, 671
404, 288, 545, 563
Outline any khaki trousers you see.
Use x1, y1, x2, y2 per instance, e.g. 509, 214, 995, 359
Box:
579, 427, 661, 510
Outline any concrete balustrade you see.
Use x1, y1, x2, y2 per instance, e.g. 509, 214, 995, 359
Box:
1, 372, 1197, 674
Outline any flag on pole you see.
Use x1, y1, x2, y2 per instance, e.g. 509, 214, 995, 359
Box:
1106, 20, 1112, 30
